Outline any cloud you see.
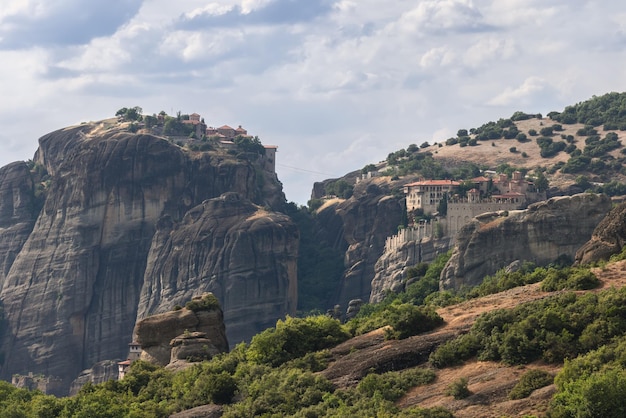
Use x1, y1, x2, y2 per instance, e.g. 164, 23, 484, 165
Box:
488, 77, 547, 106
391, 0, 492, 36
0, 0, 143, 49
177, 0, 336, 29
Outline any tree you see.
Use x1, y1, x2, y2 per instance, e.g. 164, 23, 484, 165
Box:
116, 106, 143, 122
436, 193, 448, 216
534, 171, 549, 192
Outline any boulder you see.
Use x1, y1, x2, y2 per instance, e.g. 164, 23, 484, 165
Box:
575, 201, 626, 265
135, 294, 229, 366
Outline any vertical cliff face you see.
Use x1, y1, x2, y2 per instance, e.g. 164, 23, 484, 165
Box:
0, 162, 38, 285
137, 193, 298, 346
370, 237, 451, 303
440, 193, 612, 290
0, 123, 288, 393
312, 180, 404, 309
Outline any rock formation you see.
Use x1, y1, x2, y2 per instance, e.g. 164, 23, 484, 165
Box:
0, 121, 290, 394
0, 161, 39, 285
312, 179, 405, 309
69, 360, 120, 396
440, 193, 612, 290
575, 201, 626, 265
370, 236, 451, 303
137, 193, 298, 346
135, 293, 229, 369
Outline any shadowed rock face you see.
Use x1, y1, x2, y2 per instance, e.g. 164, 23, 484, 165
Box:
138, 193, 299, 347
135, 295, 229, 368
0, 162, 38, 286
0, 123, 289, 394
575, 201, 626, 265
313, 180, 404, 309
370, 237, 451, 303
440, 193, 612, 290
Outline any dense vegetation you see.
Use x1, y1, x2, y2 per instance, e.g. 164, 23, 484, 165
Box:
4, 246, 626, 416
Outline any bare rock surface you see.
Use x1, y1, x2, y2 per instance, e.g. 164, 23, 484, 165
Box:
137, 193, 298, 347
313, 178, 405, 308
0, 122, 289, 394
575, 201, 626, 265
370, 236, 451, 303
135, 294, 228, 368
440, 193, 611, 290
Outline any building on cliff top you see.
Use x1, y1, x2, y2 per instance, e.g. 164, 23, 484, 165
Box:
383, 171, 547, 252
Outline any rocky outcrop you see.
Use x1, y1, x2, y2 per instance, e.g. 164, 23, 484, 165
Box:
0, 122, 289, 394
170, 405, 223, 418
0, 161, 38, 286
313, 179, 405, 309
440, 193, 612, 290
575, 202, 626, 265
135, 294, 229, 368
69, 360, 120, 396
370, 237, 451, 303
137, 194, 298, 346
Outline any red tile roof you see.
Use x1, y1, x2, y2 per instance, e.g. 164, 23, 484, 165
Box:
404, 180, 460, 187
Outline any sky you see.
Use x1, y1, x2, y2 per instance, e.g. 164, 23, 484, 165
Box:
1, 0, 625, 205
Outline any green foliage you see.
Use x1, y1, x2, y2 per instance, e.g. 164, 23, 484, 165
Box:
463, 263, 540, 299
116, 106, 143, 122
536, 136, 567, 158
583, 132, 622, 157
508, 369, 553, 400
431, 286, 626, 369
284, 202, 345, 312
185, 293, 220, 312
324, 179, 353, 199
233, 135, 265, 155
549, 92, 626, 127
358, 368, 436, 401
540, 267, 599, 291
247, 315, 350, 367
444, 377, 471, 399
551, 366, 626, 418
361, 163, 377, 174
384, 304, 444, 340
163, 117, 194, 136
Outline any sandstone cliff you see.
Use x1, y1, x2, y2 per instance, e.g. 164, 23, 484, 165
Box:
575, 201, 626, 265
0, 162, 39, 285
440, 193, 612, 290
135, 293, 229, 369
370, 237, 451, 303
312, 179, 405, 309
137, 193, 298, 346
0, 122, 290, 394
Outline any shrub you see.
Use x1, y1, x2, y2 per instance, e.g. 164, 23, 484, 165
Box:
509, 369, 553, 399
445, 377, 471, 399
185, 293, 220, 312
509, 147, 517, 153
384, 304, 444, 340
247, 315, 350, 366
357, 368, 436, 402
540, 268, 599, 292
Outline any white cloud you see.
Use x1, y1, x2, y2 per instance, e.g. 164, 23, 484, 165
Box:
0, 0, 626, 204
488, 77, 547, 106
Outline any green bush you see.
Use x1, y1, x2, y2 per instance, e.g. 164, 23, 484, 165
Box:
540, 267, 599, 291
246, 315, 350, 367
509, 369, 553, 399
384, 304, 444, 340
185, 293, 220, 312
357, 368, 436, 402
445, 377, 471, 399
